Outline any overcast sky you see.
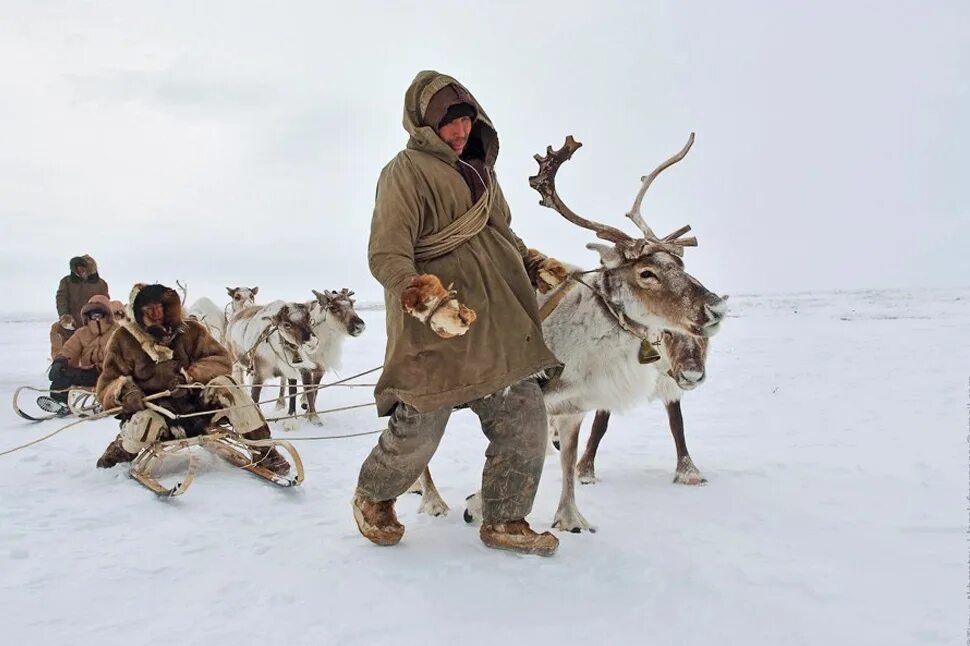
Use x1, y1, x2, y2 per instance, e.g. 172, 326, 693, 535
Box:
1, 1, 966, 314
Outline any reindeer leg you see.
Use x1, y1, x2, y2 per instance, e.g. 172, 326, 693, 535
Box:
552, 413, 595, 532
304, 369, 323, 426
250, 362, 264, 406
287, 378, 297, 416
274, 377, 286, 411
668, 399, 706, 485
463, 489, 483, 524
415, 466, 449, 517
577, 410, 610, 484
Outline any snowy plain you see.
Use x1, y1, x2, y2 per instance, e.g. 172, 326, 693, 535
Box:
1, 288, 968, 645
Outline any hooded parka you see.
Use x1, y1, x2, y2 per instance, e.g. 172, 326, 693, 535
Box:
56, 255, 109, 326
56, 295, 118, 371
368, 71, 562, 416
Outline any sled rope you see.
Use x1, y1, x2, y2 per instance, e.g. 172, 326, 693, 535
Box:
1, 390, 173, 458
286, 429, 383, 441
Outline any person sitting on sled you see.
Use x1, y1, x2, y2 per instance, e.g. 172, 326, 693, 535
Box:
38, 295, 118, 416
93, 283, 290, 474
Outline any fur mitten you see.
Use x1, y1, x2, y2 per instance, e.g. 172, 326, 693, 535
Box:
401, 274, 476, 338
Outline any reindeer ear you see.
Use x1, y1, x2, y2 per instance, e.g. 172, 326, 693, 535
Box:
586, 243, 623, 268
251, 287, 259, 296
226, 287, 235, 296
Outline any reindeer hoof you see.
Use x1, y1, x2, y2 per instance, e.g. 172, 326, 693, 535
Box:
577, 472, 598, 485
418, 500, 449, 517
552, 509, 596, 533
674, 472, 708, 485
463, 509, 474, 523
552, 440, 560, 451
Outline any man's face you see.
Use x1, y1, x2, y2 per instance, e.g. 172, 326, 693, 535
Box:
437, 116, 472, 155
140, 302, 165, 326
74, 264, 88, 279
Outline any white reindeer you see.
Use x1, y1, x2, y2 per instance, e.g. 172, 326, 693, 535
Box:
573, 331, 710, 487
186, 286, 258, 346
274, 289, 367, 424
416, 134, 728, 531
225, 299, 319, 430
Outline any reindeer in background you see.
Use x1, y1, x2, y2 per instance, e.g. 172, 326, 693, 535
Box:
225, 299, 319, 429
186, 287, 258, 346
275, 288, 367, 424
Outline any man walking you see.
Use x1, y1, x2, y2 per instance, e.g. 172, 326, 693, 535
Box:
354, 71, 568, 556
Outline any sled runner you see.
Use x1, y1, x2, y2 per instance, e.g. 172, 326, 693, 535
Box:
13, 385, 99, 422
127, 430, 304, 497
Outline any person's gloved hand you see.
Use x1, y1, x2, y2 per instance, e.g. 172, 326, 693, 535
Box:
120, 385, 146, 414
525, 249, 569, 294
401, 274, 476, 339
58, 314, 76, 330
48, 358, 68, 381
142, 360, 184, 393
535, 257, 569, 294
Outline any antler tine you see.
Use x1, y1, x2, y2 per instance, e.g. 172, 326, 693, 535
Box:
626, 132, 696, 239
529, 136, 633, 246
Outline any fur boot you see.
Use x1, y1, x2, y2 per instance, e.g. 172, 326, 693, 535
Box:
480, 519, 559, 556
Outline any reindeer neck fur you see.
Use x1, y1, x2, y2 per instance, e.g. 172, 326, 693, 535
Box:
541, 270, 678, 415
307, 314, 345, 372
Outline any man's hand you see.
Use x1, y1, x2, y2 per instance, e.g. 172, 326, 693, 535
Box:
58, 314, 75, 330
536, 257, 569, 294
401, 274, 476, 338
120, 386, 146, 414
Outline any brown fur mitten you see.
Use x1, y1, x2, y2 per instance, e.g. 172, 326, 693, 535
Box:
525, 249, 569, 294
400, 274, 476, 338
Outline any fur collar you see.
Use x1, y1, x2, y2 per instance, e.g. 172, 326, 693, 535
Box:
119, 318, 177, 363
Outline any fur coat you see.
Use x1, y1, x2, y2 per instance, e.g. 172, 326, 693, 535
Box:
96, 284, 232, 409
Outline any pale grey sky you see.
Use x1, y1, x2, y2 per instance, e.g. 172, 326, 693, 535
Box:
1, 0, 967, 313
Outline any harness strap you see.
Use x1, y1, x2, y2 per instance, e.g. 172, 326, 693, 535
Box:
539, 280, 578, 321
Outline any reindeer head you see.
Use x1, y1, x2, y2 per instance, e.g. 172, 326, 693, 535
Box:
661, 331, 709, 390
226, 286, 258, 312
268, 302, 319, 353
529, 134, 728, 339
310, 288, 366, 337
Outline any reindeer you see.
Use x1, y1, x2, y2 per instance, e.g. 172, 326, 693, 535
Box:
416, 134, 728, 531
549, 329, 710, 482
186, 287, 258, 346
225, 299, 319, 429
574, 331, 710, 487
274, 289, 367, 424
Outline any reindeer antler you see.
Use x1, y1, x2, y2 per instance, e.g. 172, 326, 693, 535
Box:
625, 133, 698, 256
529, 136, 634, 246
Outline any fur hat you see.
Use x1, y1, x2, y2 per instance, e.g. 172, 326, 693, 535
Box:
129, 283, 183, 329
423, 84, 478, 130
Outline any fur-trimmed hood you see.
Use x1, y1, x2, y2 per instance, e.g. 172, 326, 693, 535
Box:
68, 254, 102, 283
403, 70, 499, 168
121, 283, 185, 363
80, 294, 113, 325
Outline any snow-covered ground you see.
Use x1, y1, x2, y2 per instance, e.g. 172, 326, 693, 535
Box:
1, 288, 968, 645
